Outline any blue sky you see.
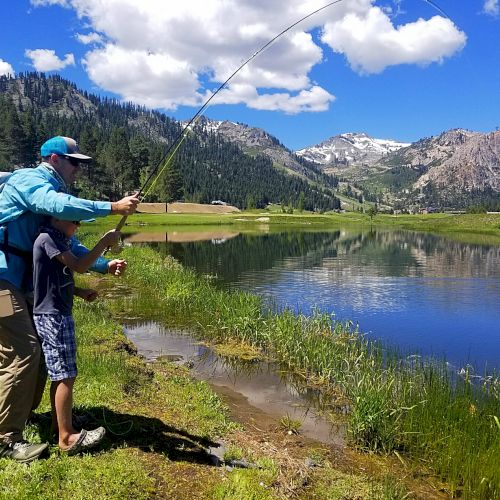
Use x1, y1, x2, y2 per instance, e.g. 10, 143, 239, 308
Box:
0, 0, 498, 150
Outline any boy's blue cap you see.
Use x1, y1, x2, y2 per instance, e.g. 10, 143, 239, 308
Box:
41, 136, 92, 162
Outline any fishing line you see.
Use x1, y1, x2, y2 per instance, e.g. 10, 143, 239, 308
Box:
112, 0, 347, 231
112, 0, 456, 233
423, 0, 452, 20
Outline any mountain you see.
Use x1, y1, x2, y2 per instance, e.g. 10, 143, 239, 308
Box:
2, 73, 496, 212
295, 129, 500, 210
296, 132, 411, 170
191, 117, 339, 189
0, 73, 340, 211
400, 129, 499, 192
377, 129, 500, 209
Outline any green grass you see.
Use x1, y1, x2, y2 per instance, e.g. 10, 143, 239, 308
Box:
0, 449, 155, 500
305, 466, 410, 500
101, 244, 500, 499
1, 285, 237, 499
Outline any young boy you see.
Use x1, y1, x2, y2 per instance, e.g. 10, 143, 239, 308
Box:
32, 218, 121, 454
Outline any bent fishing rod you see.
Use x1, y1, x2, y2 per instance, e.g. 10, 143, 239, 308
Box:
112, 0, 346, 232
112, 0, 454, 233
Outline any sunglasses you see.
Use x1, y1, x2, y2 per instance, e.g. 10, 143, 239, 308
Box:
59, 155, 81, 167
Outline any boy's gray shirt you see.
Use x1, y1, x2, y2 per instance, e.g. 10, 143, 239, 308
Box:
33, 226, 74, 316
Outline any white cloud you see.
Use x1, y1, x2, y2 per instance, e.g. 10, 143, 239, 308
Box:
0, 59, 15, 77
214, 83, 335, 114
25, 49, 76, 72
31, 0, 467, 113
248, 86, 336, 114
76, 32, 103, 45
483, 0, 499, 16
321, 7, 466, 74
83, 45, 204, 109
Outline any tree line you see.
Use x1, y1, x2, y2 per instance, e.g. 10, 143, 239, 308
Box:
0, 73, 339, 211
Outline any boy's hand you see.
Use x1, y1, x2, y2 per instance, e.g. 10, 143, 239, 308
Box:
108, 259, 127, 276
102, 229, 121, 248
76, 289, 98, 302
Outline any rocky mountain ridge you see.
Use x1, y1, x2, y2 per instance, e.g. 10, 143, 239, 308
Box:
296, 132, 411, 168
412, 130, 499, 192
293, 128, 499, 208
2, 73, 497, 210
191, 117, 338, 188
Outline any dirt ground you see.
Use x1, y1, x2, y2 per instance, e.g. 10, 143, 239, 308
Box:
137, 202, 240, 214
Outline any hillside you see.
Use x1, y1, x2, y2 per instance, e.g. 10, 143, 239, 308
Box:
2, 73, 496, 212
0, 73, 340, 212
295, 129, 500, 211
379, 129, 500, 209
194, 117, 339, 188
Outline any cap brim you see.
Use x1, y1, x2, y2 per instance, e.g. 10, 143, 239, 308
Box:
65, 153, 92, 162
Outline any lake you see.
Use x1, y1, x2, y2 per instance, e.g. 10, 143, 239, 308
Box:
124, 227, 500, 372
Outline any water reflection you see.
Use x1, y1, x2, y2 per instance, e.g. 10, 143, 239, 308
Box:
127, 227, 500, 370
124, 321, 345, 446
123, 230, 239, 244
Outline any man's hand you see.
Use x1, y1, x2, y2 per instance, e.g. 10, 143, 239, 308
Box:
108, 259, 127, 276
111, 193, 139, 215
75, 288, 98, 302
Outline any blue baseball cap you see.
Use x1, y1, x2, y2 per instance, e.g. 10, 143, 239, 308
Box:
40, 136, 92, 162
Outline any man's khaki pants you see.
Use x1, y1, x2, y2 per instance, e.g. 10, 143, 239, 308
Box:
0, 280, 46, 444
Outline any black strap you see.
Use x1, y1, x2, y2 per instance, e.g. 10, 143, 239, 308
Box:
0, 242, 32, 262
0, 225, 33, 263
0, 226, 33, 290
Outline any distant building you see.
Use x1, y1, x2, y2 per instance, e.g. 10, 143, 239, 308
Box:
420, 207, 438, 214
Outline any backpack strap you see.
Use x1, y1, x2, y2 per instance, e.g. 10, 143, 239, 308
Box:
0, 225, 34, 290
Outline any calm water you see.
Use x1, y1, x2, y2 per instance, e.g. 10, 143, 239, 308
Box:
125, 228, 500, 371
123, 321, 345, 445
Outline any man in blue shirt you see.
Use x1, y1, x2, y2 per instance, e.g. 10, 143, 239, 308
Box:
0, 136, 139, 462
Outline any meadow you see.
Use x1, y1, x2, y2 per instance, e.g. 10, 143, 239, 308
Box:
105, 243, 500, 499
93, 211, 500, 245
2, 211, 498, 498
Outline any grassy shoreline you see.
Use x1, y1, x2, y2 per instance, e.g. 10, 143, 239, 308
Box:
106, 245, 499, 499
0, 260, 424, 500
2, 217, 499, 498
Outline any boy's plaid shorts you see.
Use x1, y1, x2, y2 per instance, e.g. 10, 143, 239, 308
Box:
33, 314, 77, 381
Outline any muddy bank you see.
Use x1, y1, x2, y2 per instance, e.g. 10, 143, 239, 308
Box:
124, 321, 346, 448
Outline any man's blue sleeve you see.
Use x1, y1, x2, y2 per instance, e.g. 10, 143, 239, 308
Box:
9, 170, 111, 220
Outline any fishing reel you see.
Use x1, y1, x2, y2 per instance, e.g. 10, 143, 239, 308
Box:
108, 237, 124, 255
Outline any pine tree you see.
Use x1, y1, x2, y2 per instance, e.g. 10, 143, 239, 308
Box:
103, 127, 137, 196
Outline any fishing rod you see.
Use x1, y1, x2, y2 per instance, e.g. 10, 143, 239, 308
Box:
112, 0, 347, 232
112, 0, 455, 233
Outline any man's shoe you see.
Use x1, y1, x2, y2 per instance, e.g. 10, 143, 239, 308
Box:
0, 440, 48, 463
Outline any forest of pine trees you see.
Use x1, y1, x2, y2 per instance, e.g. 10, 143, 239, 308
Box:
0, 73, 340, 211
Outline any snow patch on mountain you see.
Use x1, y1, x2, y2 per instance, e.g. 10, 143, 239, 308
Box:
295, 132, 411, 167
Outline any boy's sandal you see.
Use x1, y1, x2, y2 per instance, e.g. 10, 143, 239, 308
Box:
64, 427, 106, 456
